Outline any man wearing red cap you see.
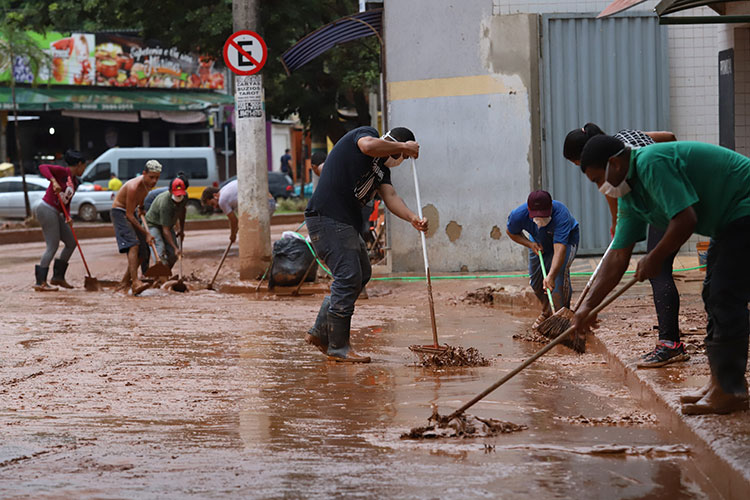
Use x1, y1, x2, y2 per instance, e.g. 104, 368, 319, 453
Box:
506, 190, 580, 328
145, 177, 188, 269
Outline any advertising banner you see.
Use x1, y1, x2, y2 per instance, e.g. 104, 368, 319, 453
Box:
94, 34, 225, 90
0, 31, 225, 91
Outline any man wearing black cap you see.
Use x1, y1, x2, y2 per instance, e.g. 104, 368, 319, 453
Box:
575, 136, 750, 415
304, 126, 427, 363
506, 190, 580, 329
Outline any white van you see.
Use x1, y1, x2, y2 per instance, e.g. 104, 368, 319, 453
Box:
81, 147, 220, 211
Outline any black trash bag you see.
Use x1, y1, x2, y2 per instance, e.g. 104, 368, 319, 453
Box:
269, 237, 318, 287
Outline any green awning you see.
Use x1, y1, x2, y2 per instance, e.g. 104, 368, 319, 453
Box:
0, 86, 233, 112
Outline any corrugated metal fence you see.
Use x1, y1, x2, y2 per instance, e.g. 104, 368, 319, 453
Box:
540, 13, 670, 254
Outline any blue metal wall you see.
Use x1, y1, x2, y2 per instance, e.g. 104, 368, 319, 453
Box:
540, 13, 670, 254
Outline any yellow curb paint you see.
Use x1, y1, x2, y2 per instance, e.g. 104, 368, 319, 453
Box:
388, 75, 510, 101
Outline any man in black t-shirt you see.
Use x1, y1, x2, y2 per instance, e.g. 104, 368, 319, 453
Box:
304, 126, 427, 363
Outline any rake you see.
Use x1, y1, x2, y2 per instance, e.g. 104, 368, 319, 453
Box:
407, 158, 449, 355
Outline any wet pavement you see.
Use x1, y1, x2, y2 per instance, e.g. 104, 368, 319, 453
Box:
0, 230, 716, 498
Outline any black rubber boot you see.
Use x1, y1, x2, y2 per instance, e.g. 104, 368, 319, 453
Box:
33, 265, 58, 292
326, 313, 370, 363
50, 259, 74, 289
308, 297, 330, 341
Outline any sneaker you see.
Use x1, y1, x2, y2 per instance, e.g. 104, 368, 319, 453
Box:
637, 342, 690, 368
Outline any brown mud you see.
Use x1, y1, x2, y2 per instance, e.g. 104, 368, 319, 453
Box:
411, 345, 491, 368
402, 408, 527, 439
0, 232, 722, 498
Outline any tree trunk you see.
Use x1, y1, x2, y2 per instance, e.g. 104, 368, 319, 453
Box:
9, 48, 31, 218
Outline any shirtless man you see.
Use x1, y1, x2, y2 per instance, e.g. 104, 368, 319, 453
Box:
111, 160, 161, 295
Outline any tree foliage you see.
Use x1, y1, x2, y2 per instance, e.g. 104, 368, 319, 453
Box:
1, 0, 381, 141
0, 15, 53, 217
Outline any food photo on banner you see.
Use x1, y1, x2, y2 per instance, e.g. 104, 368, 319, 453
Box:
0, 31, 225, 90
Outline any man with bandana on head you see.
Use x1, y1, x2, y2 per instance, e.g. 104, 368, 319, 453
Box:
111, 159, 162, 295
506, 190, 580, 330
303, 126, 427, 363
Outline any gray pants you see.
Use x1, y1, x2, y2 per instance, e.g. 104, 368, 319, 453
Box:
36, 201, 75, 268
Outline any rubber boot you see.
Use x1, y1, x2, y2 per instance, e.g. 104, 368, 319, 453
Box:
50, 258, 74, 289
33, 265, 58, 292
305, 296, 330, 354
327, 313, 370, 363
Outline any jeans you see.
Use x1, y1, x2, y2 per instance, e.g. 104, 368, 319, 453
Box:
701, 215, 750, 394
529, 243, 577, 313
647, 226, 681, 343
36, 201, 75, 268
148, 225, 177, 268
306, 213, 371, 357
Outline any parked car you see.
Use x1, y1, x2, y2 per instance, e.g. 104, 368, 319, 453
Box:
220, 173, 295, 199
268, 172, 294, 199
0, 176, 115, 222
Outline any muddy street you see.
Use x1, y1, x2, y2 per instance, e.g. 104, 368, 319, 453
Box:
0, 229, 714, 498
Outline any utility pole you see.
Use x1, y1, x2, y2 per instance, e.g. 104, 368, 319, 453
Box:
233, 0, 271, 279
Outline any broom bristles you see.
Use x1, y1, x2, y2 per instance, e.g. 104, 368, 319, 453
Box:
534, 307, 586, 353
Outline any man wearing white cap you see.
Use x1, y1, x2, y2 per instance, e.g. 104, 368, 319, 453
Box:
111, 159, 162, 295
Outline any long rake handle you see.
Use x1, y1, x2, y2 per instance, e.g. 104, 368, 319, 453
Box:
572, 240, 614, 312
537, 250, 556, 314
56, 192, 93, 278
211, 240, 233, 288
411, 158, 439, 347
446, 276, 638, 421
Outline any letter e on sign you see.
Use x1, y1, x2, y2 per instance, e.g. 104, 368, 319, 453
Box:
223, 31, 267, 76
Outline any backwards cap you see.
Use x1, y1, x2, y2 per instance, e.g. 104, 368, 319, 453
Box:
145, 160, 162, 173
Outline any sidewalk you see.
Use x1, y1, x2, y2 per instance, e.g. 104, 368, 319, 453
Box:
564, 253, 749, 500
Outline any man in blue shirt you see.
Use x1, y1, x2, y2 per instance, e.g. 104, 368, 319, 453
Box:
280, 149, 292, 177
506, 190, 580, 329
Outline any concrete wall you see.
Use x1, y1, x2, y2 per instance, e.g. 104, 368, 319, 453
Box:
385, 0, 540, 272
384, 0, 723, 272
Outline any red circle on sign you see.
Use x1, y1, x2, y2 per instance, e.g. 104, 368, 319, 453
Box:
223, 30, 268, 76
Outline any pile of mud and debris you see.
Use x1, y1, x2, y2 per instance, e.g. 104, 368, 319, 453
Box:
401, 408, 527, 440
411, 345, 491, 368
454, 284, 538, 309
554, 410, 657, 426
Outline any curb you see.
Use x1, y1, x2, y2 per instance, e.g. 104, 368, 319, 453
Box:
589, 334, 749, 500
0, 212, 305, 246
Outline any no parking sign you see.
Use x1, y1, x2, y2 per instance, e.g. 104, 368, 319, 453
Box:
223, 30, 267, 75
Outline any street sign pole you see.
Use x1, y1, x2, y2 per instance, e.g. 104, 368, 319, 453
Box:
231, 0, 271, 280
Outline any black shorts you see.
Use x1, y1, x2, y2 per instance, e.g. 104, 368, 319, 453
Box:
112, 207, 148, 258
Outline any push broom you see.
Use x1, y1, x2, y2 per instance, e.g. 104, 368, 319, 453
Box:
535, 240, 614, 352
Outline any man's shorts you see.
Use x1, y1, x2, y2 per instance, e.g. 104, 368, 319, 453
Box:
112, 207, 148, 259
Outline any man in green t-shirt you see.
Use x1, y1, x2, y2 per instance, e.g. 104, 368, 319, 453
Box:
145, 178, 188, 269
575, 136, 750, 416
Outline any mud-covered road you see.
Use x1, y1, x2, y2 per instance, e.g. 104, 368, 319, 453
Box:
0, 228, 715, 498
